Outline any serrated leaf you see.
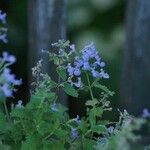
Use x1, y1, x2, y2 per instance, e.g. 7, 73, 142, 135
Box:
85, 99, 98, 106
93, 83, 114, 96
97, 120, 110, 125
91, 125, 107, 134
11, 108, 32, 120
94, 107, 103, 117
83, 138, 95, 150
37, 121, 53, 136
56, 66, 67, 81
21, 134, 42, 150
63, 83, 78, 97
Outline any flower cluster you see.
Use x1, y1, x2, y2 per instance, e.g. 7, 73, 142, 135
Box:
0, 10, 6, 24
0, 52, 22, 97
0, 10, 7, 43
71, 128, 78, 139
67, 43, 109, 87
142, 108, 150, 118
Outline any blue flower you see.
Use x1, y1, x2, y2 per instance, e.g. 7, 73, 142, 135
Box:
68, 77, 82, 88
99, 69, 109, 79
81, 43, 109, 79
142, 109, 150, 118
66, 43, 109, 88
91, 69, 100, 78
71, 128, 78, 139
2, 52, 16, 64
67, 64, 74, 76
0, 10, 6, 24
3, 68, 15, 83
74, 57, 83, 68
0, 33, 7, 43
82, 61, 90, 70
3, 68, 22, 86
1, 84, 12, 97
73, 115, 81, 124
74, 77, 82, 88
74, 67, 81, 76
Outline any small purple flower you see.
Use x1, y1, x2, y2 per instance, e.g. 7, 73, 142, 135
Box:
1, 84, 12, 97
67, 64, 74, 76
82, 43, 97, 58
66, 43, 109, 88
142, 109, 150, 118
82, 51, 90, 61
0, 10, 6, 24
13, 79, 22, 86
74, 77, 82, 88
68, 77, 82, 88
74, 68, 81, 76
82, 61, 90, 70
0, 33, 7, 43
3, 68, 15, 83
3, 68, 22, 86
2, 52, 16, 64
74, 57, 83, 68
71, 128, 78, 139
100, 62, 105, 67
92, 69, 100, 78
100, 70, 109, 79
73, 115, 81, 124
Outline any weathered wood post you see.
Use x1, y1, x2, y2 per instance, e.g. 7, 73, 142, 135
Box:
121, 0, 150, 115
28, 0, 67, 104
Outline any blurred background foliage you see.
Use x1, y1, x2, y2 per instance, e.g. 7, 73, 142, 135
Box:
0, 0, 125, 116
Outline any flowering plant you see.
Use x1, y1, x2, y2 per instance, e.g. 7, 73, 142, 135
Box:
0, 10, 147, 150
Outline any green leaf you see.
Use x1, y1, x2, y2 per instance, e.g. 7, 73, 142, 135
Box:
0, 112, 7, 132
93, 83, 114, 96
37, 121, 53, 136
94, 107, 103, 117
56, 66, 67, 81
85, 99, 98, 106
11, 108, 32, 120
63, 83, 78, 97
83, 138, 95, 150
43, 141, 66, 150
91, 125, 107, 134
21, 134, 42, 150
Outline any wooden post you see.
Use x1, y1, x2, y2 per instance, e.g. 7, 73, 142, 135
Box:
28, 0, 67, 104
121, 0, 150, 115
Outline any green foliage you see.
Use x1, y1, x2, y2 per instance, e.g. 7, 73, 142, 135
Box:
63, 83, 78, 98
0, 40, 146, 149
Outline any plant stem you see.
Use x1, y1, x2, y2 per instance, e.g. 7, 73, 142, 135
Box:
3, 100, 10, 122
86, 73, 94, 100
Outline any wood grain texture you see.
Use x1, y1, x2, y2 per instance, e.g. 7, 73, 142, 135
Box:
28, 0, 67, 104
121, 0, 150, 115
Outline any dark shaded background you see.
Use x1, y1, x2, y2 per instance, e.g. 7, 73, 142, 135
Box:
0, 0, 125, 118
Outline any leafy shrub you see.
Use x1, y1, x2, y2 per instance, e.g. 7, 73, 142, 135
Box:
0, 9, 148, 150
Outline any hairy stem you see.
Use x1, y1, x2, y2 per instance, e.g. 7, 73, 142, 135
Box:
86, 73, 94, 100
3, 100, 10, 122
